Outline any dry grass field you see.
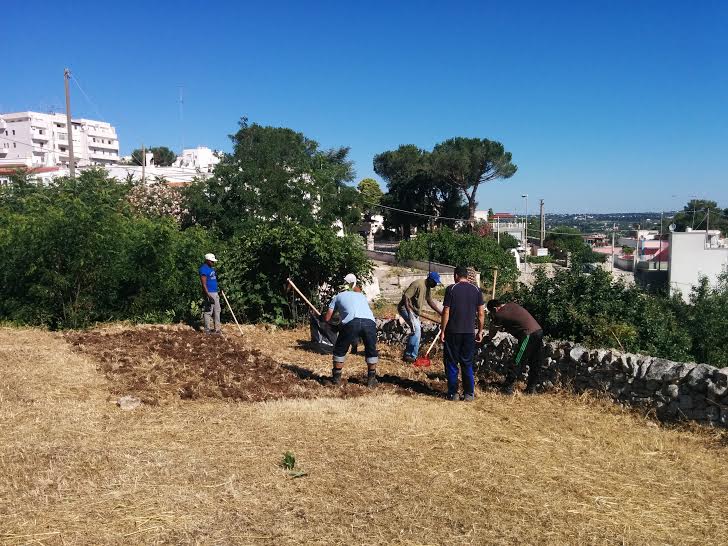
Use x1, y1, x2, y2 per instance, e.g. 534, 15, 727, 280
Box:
1, 324, 727, 545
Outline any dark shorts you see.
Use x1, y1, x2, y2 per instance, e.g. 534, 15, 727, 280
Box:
333, 318, 378, 365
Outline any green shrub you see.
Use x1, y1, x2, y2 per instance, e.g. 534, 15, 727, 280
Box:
511, 267, 694, 361
222, 223, 372, 324
0, 170, 215, 328
397, 227, 518, 290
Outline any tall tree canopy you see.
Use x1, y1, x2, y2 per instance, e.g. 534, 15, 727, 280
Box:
373, 145, 466, 237
673, 199, 728, 235
131, 146, 177, 167
430, 137, 517, 226
183, 118, 359, 237
357, 178, 383, 218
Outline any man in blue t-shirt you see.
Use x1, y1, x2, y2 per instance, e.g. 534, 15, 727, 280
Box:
323, 273, 379, 388
439, 266, 485, 401
199, 253, 221, 335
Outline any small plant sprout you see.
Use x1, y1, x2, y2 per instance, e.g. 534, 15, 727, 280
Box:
281, 451, 296, 470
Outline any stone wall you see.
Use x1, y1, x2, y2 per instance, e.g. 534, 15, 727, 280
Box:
375, 319, 728, 428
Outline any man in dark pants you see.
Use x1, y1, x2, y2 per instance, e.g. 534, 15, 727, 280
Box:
323, 274, 379, 388
485, 299, 545, 395
439, 266, 485, 401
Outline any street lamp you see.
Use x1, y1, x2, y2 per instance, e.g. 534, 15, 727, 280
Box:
521, 194, 528, 269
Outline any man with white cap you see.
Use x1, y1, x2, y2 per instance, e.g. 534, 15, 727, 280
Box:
199, 253, 221, 335
323, 273, 379, 387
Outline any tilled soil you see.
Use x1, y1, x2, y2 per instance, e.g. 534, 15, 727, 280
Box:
67, 326, 434, 405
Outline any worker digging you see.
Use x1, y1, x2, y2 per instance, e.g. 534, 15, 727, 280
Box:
485, 299, 545, 395
398, 271, 443, 363
323, 274, 380, 388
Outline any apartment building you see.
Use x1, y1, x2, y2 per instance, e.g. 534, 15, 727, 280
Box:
0, 111, 119, 168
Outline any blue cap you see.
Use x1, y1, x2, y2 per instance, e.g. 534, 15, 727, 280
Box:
427, 271, 442, 285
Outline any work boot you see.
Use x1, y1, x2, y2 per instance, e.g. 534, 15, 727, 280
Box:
367, 373, 378, 389
501, 382, 516, 396
403, 355, 416, 363
332, 369, 343, 386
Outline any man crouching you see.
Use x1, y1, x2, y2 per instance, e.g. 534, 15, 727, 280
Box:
323, 274, 379, 388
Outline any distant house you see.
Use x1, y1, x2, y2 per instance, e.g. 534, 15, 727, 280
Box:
668, 229, 728, 302
582, 233, 608, 247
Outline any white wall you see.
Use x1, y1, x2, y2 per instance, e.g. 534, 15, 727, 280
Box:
173, 146, 220, 172
669, 231, 728, 302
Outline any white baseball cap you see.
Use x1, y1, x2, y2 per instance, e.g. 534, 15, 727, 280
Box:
344, 273, 357, 287
204, 253, 217, 262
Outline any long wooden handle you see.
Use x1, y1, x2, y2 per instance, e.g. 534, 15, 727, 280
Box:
491, 268, 498, 300
220, 290, 245, 336
424, 328, 440, 357
287, 278, 321, 315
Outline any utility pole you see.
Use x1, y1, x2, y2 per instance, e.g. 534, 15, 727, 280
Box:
63, 68, 76, 178
611, 223, 616, 272
522, 194, 529, 270
141, 143, 145, 184
659, 211, 664, 271
539, 199, 545, 247
706, 208, 710, 247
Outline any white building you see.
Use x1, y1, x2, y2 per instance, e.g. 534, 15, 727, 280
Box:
173, 146, 220, 173
105, 164, 213, 186
668, 229, 728, 302
0, 111, 119, 168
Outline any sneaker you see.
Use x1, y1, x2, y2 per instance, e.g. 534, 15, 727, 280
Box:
463, 393, 475, 402
367, 375, 378, 388
402, 355, 416, 363
446, 392, 460, 401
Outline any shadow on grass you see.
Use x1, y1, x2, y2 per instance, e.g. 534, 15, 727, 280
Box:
282, 363, 447, 398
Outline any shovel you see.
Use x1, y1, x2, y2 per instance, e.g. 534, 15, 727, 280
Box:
414, 328, 440, 368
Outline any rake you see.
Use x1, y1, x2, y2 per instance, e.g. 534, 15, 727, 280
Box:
414, 328, 440, 368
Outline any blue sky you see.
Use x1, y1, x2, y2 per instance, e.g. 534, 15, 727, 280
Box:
5, 1, 727, 213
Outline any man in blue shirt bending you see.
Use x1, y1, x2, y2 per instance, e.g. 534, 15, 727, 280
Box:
323, 273, 379, 388
199, 253, 221, 335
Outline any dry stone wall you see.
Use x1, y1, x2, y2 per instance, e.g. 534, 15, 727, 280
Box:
375, 319, 728, 427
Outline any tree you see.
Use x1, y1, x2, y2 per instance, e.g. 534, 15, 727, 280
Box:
183, 118, 358, 238
430, 137, 517, 227
673, 199, 728, 236
357, 178, 383, 218
373, 145, 466, 238
131, 146, 177, 167
396, 227, 518, 290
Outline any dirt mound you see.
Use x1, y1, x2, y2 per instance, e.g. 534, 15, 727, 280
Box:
67, 327, 422, 404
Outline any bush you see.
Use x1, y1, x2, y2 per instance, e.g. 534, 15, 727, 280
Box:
0, 170, 215, 328
511, 267, 694, 362
222, 223, 372, 324
397, 227, 518, 290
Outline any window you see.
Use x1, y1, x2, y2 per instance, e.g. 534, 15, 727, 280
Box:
13, 143, 16, 148
39, 129, 44, 135
12, 130, 15, 135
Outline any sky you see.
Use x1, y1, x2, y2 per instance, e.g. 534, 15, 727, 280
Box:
5, 1, 728, 213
